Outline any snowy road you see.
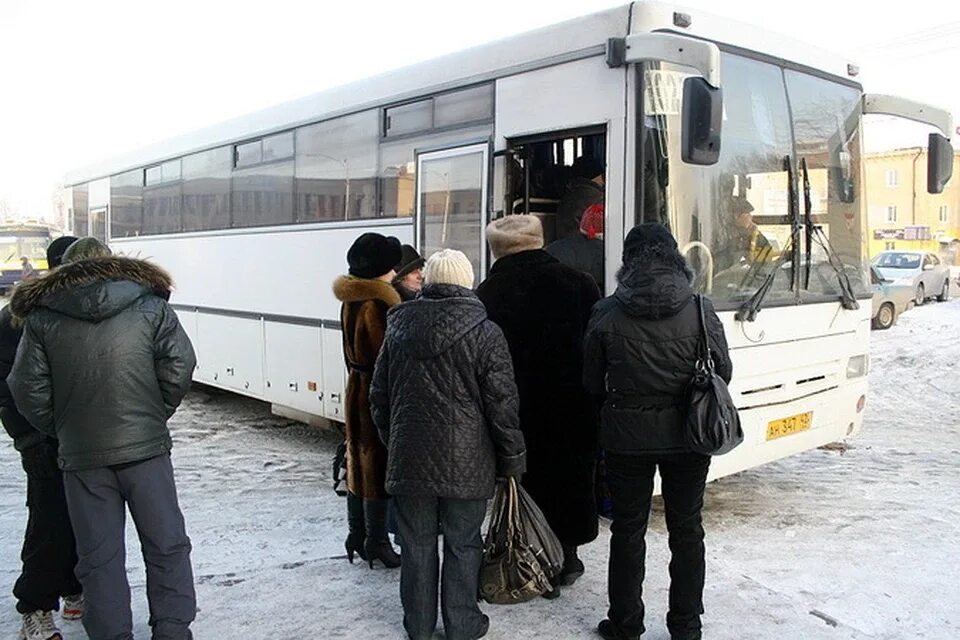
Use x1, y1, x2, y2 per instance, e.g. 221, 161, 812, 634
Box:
0, 300, 957, 639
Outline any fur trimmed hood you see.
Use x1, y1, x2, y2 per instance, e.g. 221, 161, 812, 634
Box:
333, 275, 401, 307
9, 256, 174, 322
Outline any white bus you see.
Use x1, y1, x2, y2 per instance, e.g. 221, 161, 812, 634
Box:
63, 2, 952, 481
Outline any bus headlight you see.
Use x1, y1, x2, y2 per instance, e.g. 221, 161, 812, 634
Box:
846, 354, 869, 379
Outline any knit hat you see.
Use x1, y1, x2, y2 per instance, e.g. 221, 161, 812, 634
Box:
486, 215, 544, 259
46, 235, 78, 268
423, 249, 474, 289
62, 237, 112, 264
623, 223, 677, 258
394, 244, 425, 279
347, 233, 402, 279
580, 204, 605, 240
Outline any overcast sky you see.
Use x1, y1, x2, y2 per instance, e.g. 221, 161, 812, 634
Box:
1, 0, 959, 219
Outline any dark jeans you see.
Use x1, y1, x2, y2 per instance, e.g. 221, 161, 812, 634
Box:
13, 441, 83, 614
63, 454, 195, 640
606, 451, 710, 640
394, 495, 489, 640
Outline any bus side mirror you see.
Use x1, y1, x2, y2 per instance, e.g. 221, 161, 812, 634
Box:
928, 133, 953, 194
681, 77, 722, 166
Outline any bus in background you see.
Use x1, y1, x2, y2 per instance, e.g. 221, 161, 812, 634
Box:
60, 2, 952, 483
0, 223, 55, 294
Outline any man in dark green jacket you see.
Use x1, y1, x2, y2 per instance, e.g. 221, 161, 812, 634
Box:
1, 235, 82, 640
8, 238, 197, 640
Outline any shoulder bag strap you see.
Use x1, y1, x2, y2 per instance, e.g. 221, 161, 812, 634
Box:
695, 295, 715, 373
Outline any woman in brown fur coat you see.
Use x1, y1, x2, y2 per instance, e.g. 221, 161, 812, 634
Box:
333, 232, 403, 569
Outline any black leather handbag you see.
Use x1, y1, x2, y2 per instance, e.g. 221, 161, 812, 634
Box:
684, 295, 743, 456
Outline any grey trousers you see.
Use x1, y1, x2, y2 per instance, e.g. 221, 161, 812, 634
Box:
63, 454, 195, 640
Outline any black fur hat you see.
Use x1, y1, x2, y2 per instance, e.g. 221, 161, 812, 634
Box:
347, 233, 402, 279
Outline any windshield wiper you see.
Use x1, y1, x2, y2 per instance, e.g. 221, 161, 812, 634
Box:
736, 156, 801, 322
800, 158, 860, 311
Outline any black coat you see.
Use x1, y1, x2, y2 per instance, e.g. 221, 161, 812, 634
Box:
545, 233, 605, 292
583, 263, 732, 455
556, 177, 604, 240
476, 250, 602, 545
8, 257, 196, 471
0, 306, 51, 453
370, 284, 526, 500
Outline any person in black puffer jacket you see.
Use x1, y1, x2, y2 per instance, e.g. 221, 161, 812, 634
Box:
8, 238, 197, 640
583, 223, 732, 640
371, 249, 526, 640
1, 235, 83, 640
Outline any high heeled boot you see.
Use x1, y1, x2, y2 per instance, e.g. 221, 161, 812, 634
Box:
344, 493, 367, 563
363, 498, 401, 569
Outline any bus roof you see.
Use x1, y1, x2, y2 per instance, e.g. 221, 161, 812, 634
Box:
65, 1, 859, 187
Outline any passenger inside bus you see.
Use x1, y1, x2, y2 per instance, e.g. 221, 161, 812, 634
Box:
556, 156, 605, 241
506, 135, 607, 291
545, 203, 605, 291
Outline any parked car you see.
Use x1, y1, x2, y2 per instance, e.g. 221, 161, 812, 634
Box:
872, 251, 951, 306
870, 266, 915, 330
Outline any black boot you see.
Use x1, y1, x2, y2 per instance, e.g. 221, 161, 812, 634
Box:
559, 544, 585, 586
364, 498, 401, 569
598, 619, 640, 640
344, 493, 367, 564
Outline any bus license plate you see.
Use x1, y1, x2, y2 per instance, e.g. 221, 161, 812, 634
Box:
766, 412, 813, 441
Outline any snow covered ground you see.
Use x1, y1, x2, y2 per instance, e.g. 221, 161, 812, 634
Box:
0, 299, 957, 639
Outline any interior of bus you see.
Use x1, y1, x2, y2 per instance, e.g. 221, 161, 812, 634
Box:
505, 129, 607, 248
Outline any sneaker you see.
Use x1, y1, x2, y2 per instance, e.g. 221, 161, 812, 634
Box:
19, 610, 62, 640
62, 594, 84, 620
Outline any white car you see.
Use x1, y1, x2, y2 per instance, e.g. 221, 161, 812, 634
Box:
872, 251, 951, 306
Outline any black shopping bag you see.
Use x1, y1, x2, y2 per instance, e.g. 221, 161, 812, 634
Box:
479, 478, 562, 604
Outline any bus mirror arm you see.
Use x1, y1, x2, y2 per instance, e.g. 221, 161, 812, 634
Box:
607, 33, 721, 88
863, 94, 954, 194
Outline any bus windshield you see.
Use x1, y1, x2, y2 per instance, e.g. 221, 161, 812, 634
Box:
638, 53, 869, 307
0, 230, 52, 265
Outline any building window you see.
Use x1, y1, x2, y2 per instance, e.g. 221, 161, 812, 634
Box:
939, 205, 949, 223
885, 169, 898, 187
885, 242, 896, 250
886, 205, 897, 222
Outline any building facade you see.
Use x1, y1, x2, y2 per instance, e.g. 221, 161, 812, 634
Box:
865, 148, 960, 264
